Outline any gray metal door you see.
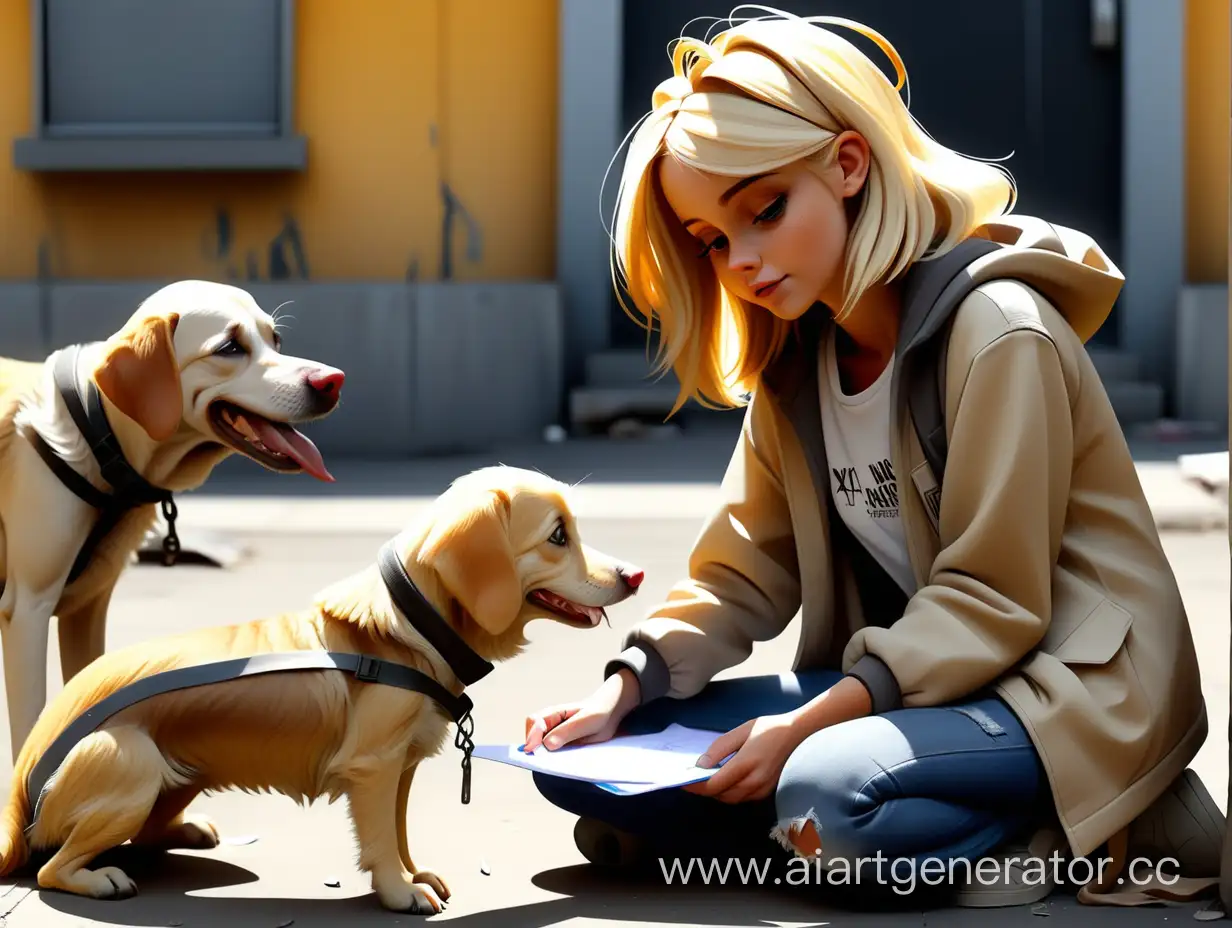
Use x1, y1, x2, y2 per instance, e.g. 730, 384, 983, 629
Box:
614, 0, 1123, 348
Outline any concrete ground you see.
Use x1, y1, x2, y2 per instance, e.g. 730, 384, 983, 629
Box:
0, 427, 1227, 926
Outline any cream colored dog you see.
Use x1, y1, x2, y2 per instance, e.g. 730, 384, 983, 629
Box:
0, 280, 345, 759
0, 465, 643, 913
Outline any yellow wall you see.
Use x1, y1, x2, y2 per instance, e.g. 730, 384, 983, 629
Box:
1185, 0, 1229, 284
0, 0, 557, 282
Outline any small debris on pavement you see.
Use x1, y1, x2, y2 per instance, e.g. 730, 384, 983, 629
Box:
1194, 898, 1226, 920
324, 876, 341, 887
222, 833, 259, 846
1031, 902, 1050, 916
276, 921, 294, 928
168, 922, 184, 927
480, 859, 490, 875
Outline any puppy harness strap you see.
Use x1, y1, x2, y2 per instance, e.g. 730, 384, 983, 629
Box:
26, 650, 479, 828
24, 344, 181, 584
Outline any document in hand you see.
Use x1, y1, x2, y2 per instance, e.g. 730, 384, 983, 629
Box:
471, 723, 724, 794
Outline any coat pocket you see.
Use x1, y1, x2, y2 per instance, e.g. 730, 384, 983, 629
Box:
1039, 573, 1133, 665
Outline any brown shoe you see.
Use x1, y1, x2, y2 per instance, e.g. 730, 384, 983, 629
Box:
1128, 768, 1225, 877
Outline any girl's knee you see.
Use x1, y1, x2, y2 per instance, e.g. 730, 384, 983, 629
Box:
772, 726, 886, 864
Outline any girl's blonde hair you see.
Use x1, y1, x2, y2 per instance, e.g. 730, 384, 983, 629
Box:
610, 6, 1016, 412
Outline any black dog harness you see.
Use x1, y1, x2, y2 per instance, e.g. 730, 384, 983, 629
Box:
27, 538, 494, 824
24, 344, 181, 584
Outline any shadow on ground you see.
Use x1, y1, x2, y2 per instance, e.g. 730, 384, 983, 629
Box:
15, 848, 1215, 927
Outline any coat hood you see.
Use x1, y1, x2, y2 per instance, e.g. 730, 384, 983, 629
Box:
918, 214, 1125, 345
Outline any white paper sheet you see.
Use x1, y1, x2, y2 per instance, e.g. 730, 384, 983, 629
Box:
471, 722, 723, 791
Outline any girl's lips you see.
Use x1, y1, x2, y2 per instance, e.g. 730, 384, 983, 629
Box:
756, 276, 786, 297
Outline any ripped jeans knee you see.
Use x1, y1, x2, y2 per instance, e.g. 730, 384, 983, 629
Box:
769, 701, 1049, 876
770, 807, 826, 860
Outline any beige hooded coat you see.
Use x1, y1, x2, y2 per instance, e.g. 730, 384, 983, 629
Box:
605, 216, 1207, 863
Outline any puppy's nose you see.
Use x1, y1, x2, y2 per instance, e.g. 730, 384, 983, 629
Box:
307, 367, 345, 397
620, 566, 645, 590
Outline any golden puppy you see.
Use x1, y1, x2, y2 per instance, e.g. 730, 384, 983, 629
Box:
0, 465, 643, 913
0, 280, 345, 759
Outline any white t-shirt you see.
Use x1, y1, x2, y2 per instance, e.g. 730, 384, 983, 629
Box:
819, 329, 918, 597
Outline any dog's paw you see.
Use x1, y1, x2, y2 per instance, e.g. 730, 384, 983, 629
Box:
178, 814, 221, 849
375, 875, 445, 914
67, 866, 138, 899
413, 869, 451, 902
160, 814, 221, 850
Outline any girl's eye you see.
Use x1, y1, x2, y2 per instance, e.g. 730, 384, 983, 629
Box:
754, 194, 787, 224
698, 235, 728, 259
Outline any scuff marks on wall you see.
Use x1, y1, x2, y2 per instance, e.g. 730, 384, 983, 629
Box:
203, 209, 311, 281
268, 216, 310, 280
439, 182, 482, 280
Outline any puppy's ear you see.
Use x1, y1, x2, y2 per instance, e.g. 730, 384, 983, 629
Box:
93, 312, 183, 442
421, 489, 523, 635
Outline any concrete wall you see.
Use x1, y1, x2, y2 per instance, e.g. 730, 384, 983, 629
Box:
1175, 284, 1229, 427
1122, 0, 1186, 390
0, 280, 562, 458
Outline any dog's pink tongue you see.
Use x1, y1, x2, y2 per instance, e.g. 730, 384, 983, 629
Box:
251, 418, 334, 482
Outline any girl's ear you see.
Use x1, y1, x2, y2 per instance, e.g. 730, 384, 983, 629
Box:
831, 130, 872, 199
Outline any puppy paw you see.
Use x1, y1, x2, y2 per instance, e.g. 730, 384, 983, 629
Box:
45, 866, 139, 899
412, 869, 451, 901
162, 814, 221, 850
375, 874, 444, 914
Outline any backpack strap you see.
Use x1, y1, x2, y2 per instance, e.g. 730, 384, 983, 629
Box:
900, 238, 1003, 488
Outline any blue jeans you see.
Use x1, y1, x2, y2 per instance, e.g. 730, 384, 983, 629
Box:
533, 670, 1051, 871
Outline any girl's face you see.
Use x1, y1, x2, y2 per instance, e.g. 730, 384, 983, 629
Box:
657, 131, 870, 320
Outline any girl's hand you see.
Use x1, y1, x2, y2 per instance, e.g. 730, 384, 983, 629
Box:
683, 712, 806, 804
523, 668, 641, 752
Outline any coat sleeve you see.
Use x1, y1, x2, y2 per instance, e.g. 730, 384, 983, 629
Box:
842, 307, 1075, 709
604, 389, 803, 703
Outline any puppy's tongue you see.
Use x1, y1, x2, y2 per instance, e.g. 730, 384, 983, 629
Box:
250, 417, 333, 482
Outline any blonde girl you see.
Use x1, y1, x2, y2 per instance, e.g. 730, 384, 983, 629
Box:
524, 7, 1223, 909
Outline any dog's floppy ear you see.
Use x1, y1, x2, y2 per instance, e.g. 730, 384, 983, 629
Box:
421, 489, 523, 635
93, 312, 183, 442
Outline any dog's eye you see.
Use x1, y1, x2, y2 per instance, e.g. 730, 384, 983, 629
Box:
548, 524, 568, 546
214, 338, 247, 357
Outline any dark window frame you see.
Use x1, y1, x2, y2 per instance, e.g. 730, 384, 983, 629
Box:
13, 0, 306, 172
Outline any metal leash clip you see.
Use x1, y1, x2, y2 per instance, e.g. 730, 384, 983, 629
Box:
455, 710, 476, 804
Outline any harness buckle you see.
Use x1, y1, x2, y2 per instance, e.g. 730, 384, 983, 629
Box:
355, 656, 381, 682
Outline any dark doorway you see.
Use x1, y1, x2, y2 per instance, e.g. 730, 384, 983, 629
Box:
614, 1, 1123, 347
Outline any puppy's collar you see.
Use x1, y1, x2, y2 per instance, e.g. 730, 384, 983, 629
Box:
26, 344, 181, 583
377, 539, 495, 687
